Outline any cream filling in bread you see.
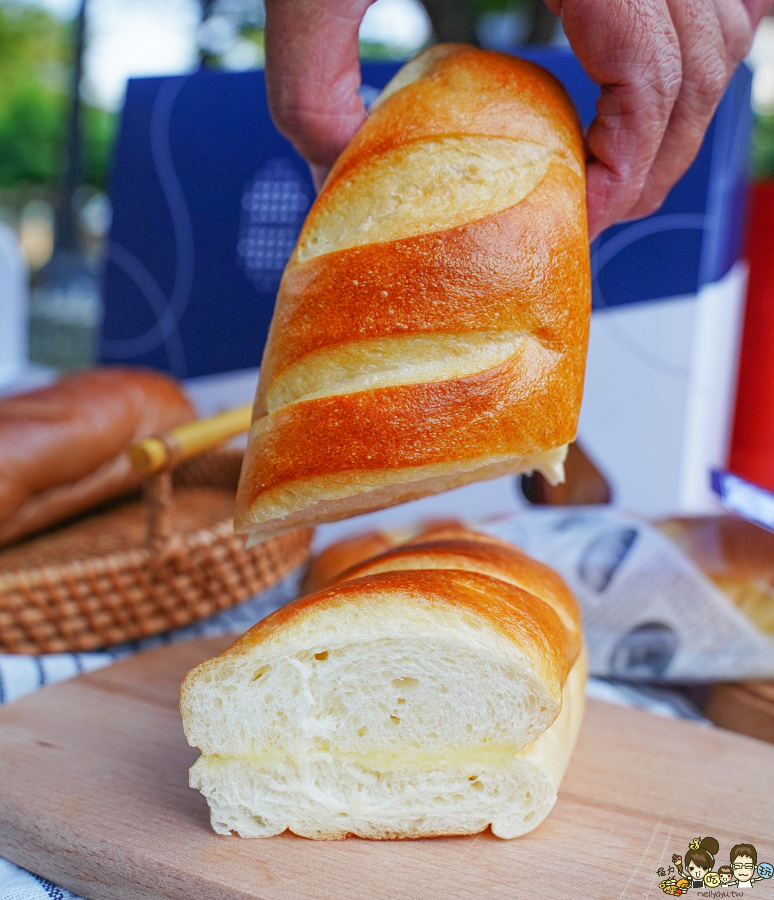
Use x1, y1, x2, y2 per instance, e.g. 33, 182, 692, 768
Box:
203, 744, 519, 771
295, 136, 552, 262
264, 331, 528, 413
187, 646, 586, 840
243, 445, 567, 542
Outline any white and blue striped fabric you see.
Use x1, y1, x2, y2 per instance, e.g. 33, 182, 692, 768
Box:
0, 858, 80, 900
0, 571, 302, 900
0, 571, 300, 708
0, 569, 704, 900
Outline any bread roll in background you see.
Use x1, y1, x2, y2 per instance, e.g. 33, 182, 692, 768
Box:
235, 44, 591, 542
0, 367, 195, 546
658, 515, 774, 638
300, 518, 467, 593
181, 529, 586, 840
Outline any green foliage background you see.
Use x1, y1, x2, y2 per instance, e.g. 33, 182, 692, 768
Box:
0, 0, 770, 196
0, 1, 115, 192
752, 114, 774, 179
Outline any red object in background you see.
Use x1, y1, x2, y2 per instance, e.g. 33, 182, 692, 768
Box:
730, 180, 774, 493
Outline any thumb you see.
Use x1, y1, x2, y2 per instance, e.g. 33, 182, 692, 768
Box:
264, 0, 374, 169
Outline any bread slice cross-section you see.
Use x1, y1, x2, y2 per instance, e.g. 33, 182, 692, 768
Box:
181, 530, 586, 839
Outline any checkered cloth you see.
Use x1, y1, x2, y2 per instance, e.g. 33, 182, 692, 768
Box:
0, 569, 705, 899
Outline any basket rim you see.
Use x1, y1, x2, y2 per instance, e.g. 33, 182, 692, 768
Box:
0, 519, 310, 592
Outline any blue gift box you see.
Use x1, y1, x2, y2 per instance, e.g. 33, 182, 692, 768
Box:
100, 63, 400, 379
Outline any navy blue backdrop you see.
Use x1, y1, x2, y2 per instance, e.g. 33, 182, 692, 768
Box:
100, 53, 752, 378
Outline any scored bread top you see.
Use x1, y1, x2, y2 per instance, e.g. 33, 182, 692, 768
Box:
183, 531, 581, 719
338, 44, 583, 183
331, 536, 581, 643
254, 166, 586, 419
253, 45, 585, 413
299, 519, 470, 593
235, 45, 590, 537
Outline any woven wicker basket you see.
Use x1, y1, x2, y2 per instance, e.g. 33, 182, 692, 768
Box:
0, 450, 311, 655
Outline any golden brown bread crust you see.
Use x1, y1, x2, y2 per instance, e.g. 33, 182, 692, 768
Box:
332, 536, 581, 643
254, 166, 587, 400
300, 531, 394, 595
334, 46, 584, 181
300, 519, 469, 593
0, 367, 194, 545
197, 529, 581, 698
241, 337, 578, 503
214, 571, 571, 697
235, 45, 590, 538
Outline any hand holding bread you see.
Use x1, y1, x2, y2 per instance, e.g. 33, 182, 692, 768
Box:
235, 45, 591, 542
265, 0, 768, 237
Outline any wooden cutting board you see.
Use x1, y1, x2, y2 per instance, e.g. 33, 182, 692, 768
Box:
0, 637, 773, 900
705, 679, 774, 744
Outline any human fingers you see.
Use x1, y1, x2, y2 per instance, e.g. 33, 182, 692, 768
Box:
742, 0, 774, 26
625, 0, 755, 220
545, 0, 684, 239
264, 0, 373, 171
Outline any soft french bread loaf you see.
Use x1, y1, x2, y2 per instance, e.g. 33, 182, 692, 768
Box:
300, 530, 397, 595
658, 515, 774, 639
234, 44, 591, 541
181, 528, 586, 840
0, 367, 194, 546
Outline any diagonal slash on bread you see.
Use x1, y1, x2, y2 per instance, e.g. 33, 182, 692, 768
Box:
234, 44, 591, 541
